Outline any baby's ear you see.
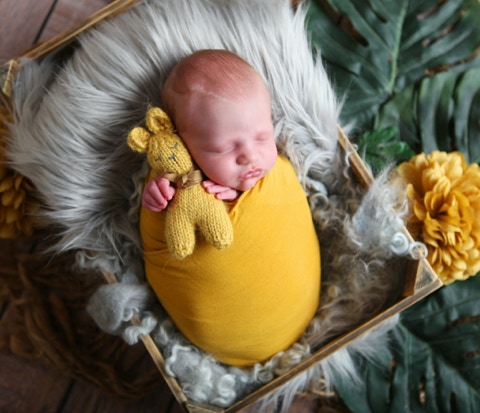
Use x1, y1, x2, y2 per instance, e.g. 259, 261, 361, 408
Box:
127, 127, 151, 154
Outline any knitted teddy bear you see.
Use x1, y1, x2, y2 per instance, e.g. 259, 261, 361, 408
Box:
128, 107, 234, 259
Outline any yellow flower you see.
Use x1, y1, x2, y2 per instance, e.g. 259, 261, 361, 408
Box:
397, 151, 480, 285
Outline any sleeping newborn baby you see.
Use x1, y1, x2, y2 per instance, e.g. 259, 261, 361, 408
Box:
140, 49, 320, 367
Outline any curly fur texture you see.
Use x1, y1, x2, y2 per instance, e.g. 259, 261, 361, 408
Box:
7, 0, 420, 409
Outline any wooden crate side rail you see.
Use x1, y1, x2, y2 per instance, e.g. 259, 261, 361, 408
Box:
100, 269, 192, 412
217, 258, 442, 413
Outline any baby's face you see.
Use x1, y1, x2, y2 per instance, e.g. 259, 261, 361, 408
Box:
176, 84, 277, 192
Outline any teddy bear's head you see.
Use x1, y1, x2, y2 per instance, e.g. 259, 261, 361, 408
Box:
128, 107, 194, 176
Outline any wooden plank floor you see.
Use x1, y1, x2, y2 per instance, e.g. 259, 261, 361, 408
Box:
0, 1, 342, 412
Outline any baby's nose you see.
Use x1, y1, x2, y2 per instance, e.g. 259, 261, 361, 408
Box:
238, 153, 255, 165
237, 145, 257, 164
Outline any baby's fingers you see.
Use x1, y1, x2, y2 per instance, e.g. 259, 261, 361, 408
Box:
215, 188, 239, 201
142, 191, 167, 212
202, 181, 238, 201
157, 178, 175, 200
142, 177, 174, 211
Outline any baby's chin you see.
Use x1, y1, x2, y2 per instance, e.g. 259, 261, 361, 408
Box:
234, 177, 262, 192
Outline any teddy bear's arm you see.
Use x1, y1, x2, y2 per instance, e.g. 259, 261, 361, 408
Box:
197, 198, 233, 250
165, 206, 197, 259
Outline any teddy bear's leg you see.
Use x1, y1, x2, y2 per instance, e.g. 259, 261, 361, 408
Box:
198, 201, 234, 251
165, 208, 196, 259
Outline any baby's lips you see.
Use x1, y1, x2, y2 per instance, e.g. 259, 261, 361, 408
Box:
240, 168, 263, 180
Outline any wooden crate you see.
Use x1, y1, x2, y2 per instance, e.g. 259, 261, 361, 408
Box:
0, 1, 443, 411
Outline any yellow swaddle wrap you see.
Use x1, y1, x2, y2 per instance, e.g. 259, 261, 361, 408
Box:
140, 156, 320, 366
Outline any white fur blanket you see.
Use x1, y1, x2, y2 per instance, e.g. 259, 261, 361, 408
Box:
7, 0, 418, 410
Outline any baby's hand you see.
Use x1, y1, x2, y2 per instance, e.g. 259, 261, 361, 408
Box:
142, 177, 175, 212
202, 180, 239, 201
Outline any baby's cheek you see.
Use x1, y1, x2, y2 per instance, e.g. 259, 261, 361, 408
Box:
213, 164, 238, 186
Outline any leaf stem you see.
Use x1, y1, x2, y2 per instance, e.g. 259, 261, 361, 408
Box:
388, 1, 408, 94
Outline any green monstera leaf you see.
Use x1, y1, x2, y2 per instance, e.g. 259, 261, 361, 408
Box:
305, 1, 480, 412
374, 67, 480, 162
306, 0, 480, 129
334, 276, 480, 413
356, 126, 415, 174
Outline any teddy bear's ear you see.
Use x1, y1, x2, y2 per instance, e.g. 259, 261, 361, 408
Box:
127, 127, 151, 154
146, 107, 174, 134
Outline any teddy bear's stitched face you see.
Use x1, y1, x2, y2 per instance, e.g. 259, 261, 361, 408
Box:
148, 133, 194, 175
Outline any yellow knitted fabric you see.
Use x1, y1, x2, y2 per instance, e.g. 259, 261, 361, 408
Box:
0, 105, 37, 238
140, 156, 321, 366
128, 107, 233, 259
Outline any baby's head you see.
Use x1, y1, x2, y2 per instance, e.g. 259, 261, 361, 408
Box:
162, 49, 277, 192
